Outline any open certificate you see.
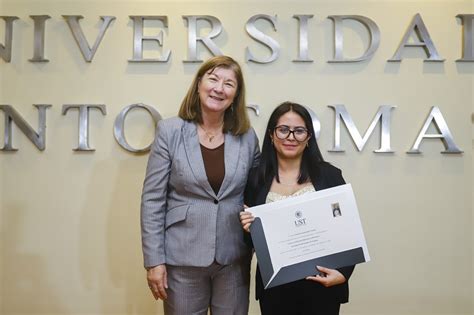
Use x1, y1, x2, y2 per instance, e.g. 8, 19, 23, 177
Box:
248, 184, 370, 289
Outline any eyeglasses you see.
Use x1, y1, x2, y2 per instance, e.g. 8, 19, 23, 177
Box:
273, 125, 310, 142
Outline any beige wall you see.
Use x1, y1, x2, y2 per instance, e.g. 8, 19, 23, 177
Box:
1, 0, 473, 314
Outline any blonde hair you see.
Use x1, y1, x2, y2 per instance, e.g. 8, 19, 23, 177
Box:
178, 55, 250, 135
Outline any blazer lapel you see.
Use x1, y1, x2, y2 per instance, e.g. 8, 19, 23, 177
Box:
182, 121, 217, 198
217, 132, 241, 199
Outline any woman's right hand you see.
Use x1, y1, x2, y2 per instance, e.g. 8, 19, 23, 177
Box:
239, 210, 255, 232
146, 264, 168, 300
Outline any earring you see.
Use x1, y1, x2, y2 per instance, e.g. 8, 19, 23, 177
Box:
306, 142, 309, 147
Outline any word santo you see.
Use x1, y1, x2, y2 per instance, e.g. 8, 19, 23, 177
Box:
0, 103, 463, 154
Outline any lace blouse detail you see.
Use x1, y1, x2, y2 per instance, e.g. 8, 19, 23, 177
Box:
265, 184, 315, 203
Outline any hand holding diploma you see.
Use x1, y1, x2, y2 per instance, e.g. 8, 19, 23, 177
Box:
239, 209, 254, 233
243, 184, 369, 289
240, 209, 349, 288
306, 266, 347, 287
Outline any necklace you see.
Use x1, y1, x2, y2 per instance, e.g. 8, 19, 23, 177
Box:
199, 123, 223, 143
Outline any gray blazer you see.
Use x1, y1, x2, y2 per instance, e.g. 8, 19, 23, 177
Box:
141, 117, 260, 268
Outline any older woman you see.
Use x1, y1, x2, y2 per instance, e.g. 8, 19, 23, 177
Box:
240, 102, 355, 315
141, 56, 259, 315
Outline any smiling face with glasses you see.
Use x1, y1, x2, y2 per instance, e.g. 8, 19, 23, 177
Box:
274, 125, 310, 142
271, 111, 312, 160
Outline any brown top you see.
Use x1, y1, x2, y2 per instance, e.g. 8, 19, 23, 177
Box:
200, 142, 225, 195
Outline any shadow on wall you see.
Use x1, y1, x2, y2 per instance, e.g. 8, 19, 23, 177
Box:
79, 155, 162, 315
456, 62, 474, 74
1, 204, 65, 314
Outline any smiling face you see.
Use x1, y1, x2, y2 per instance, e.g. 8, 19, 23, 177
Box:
271, 110, 311, 160
198, 67, 238, 116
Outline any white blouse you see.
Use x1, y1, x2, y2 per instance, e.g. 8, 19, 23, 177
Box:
265, 184, 315, 203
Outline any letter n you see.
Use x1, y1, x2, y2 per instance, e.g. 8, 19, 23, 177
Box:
0, 16, 19, 62
0, 105, 51, 151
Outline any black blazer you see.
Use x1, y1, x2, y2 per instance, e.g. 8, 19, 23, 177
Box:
245, 162, 355, 303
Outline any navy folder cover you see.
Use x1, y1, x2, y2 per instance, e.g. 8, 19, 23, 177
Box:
250, 217, 366, 289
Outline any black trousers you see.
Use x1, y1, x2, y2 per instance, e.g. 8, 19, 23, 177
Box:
258, 280, 341, 315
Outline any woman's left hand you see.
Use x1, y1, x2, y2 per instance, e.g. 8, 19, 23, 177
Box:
305, 266, 346, 287
239, 210, 254, 233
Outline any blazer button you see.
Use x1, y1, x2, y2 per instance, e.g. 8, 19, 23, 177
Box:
213, 199, 219, 204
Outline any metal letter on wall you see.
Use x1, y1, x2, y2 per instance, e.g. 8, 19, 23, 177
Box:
245, 14, 280, 64
129, 16, 171, 62
0, 16, 19, 62
182, 15, 223, 63
303, 105, 321, 139
388, 13, 444, 62
327, 15, 380, 63
408, 106, 463, 154
63, 15, 115, 62
0, 104, 51, 151
293, 15, 314, 62
114, 103, 162, 153
246, 104, 261, 116
328, 105, 395, 152
456, 14, 474, 62
29, 15, 51, 62
62, 104, 107, 151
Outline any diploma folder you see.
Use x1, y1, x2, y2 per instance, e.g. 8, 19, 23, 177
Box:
248, 184, 370, 289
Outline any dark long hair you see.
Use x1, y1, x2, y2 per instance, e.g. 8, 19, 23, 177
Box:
255, 101, 327, 189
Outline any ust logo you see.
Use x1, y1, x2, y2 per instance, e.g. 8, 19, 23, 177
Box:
294, 210, 307, 227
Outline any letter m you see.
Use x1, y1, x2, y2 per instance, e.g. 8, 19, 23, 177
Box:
328, 105, 395, 152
